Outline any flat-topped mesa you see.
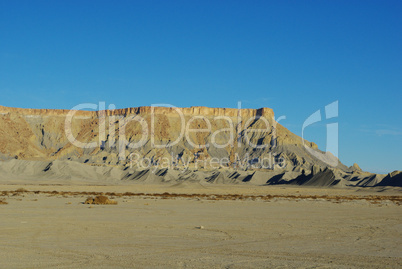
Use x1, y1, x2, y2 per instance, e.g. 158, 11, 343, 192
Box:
0, 104, 356, 175
0, 105, 275, 119
0, 105, 93, 117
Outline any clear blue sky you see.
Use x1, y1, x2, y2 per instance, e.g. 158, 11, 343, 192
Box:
0, 0, 401, 173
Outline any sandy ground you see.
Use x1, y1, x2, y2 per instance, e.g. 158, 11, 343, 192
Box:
0, 183, 401, 268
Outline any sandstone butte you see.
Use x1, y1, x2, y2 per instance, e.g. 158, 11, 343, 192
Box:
0, 105, 400, 187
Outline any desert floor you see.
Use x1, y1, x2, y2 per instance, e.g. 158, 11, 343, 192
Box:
0, 183, 401, 268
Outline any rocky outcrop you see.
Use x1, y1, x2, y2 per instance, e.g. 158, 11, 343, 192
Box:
0, 105, 398, 188
0, 105, 313, 165
350, 163, 362, 172
377, 171, 402, 187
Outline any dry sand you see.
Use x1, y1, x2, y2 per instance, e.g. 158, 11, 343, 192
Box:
0, 183, 401, 268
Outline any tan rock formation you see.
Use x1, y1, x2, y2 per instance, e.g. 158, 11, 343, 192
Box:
0, 104, 365, 187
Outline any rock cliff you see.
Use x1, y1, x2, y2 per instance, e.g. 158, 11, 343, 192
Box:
0, 105, 398, 187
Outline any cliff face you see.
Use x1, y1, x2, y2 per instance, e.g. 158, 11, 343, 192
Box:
0, 105, 319, 165
0, 105, 274, 118
0, 105, 397, 187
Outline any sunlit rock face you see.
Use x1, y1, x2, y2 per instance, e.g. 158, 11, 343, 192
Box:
1, 105, 395, 187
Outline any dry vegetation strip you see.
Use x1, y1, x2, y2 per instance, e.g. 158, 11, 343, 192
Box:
0, 189, 401, 205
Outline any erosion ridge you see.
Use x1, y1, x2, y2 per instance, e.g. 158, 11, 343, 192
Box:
0, 105, 400, 188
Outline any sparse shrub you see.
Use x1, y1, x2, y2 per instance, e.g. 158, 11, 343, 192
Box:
15, 188, 28, 193
84, 195, 117, 205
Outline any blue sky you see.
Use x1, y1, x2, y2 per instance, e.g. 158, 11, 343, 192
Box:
0, 0, 401, 173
